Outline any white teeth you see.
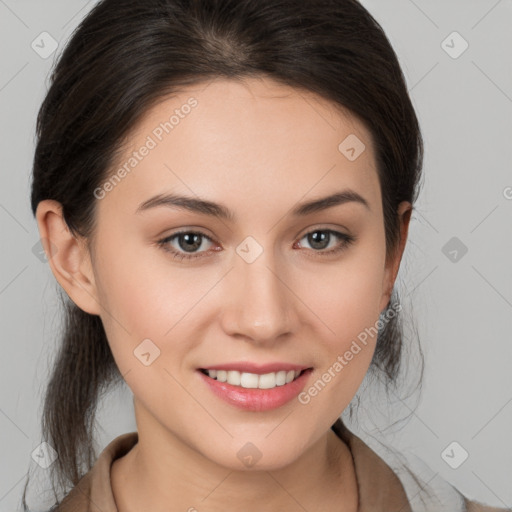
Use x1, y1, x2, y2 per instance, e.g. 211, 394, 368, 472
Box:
240, 372, 259, 388
227, 370, 241, 386
275, 371, 287, 386
204, 369, 303, 389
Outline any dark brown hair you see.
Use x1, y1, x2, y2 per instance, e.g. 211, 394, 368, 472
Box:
24, 0, 428, 508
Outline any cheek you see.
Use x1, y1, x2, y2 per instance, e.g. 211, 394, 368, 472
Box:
303, 245, 386, 340
297, 240, 386, 404
93, 237, 212, 368
299, 260, 385, 419
94, 234, 176, 329
91, 236, 169, 363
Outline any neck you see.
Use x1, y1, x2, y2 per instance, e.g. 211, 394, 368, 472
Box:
111, 406, 358, 512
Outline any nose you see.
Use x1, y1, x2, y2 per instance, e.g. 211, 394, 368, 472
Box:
219, 250, 297, 345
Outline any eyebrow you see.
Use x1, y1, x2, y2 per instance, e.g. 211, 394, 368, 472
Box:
135, 189, 370, 221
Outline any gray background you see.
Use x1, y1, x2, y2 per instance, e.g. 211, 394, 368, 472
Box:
1, 0, 511, 510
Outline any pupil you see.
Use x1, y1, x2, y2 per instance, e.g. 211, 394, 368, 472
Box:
180, 233, 201, 252
309, 231, 329, 250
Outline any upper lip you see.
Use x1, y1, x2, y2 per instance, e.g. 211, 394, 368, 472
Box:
199, 362, 312, 374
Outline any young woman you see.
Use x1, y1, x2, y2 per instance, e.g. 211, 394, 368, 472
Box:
21, 0, 509, 510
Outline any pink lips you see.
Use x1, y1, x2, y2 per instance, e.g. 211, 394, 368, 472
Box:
197, 367, 313, 412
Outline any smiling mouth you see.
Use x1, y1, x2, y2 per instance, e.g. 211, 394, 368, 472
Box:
199, 368, 310, 390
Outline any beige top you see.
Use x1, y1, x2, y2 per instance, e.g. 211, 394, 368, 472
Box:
53, 419, 509, 512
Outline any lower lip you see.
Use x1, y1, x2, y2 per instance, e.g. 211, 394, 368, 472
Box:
197, 369, 313, 412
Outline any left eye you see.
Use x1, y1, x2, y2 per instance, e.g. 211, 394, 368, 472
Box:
296, 229, 353, 252
157, 230, 216, 261
157, 228, 356, 262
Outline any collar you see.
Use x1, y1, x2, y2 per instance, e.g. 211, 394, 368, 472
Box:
331, 418, 411, 511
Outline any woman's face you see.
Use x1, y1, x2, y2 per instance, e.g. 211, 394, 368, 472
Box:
45, 76, 410, 470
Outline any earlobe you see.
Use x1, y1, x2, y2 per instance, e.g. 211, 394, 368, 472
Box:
35, 200, 101, 316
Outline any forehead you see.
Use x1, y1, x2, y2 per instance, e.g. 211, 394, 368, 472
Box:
99, 76, 380, 219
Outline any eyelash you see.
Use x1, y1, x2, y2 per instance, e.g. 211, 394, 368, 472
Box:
156, 228, 356, 262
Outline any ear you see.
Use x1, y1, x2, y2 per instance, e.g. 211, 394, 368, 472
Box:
379, 201, 412, 313
35, 199, 101, 315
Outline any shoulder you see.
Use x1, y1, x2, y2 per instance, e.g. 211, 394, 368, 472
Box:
331, 418, 511, 512
50, 432, 138, 511
47, 472, 93, 512
463, 497, 512, 512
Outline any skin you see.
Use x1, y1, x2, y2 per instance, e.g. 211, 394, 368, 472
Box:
36, 76, 411, 511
